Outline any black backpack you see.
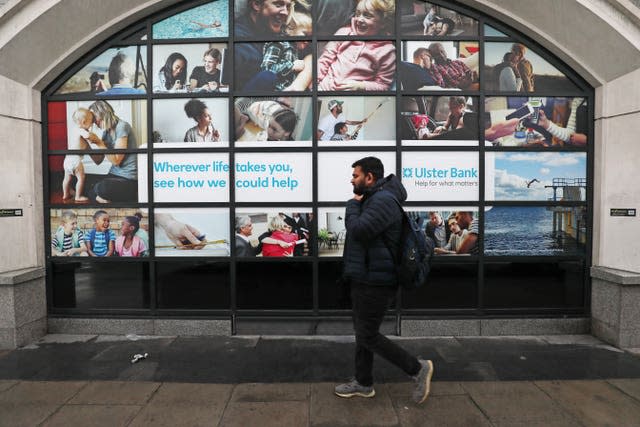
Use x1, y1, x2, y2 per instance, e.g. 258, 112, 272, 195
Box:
385, 196, 435, 289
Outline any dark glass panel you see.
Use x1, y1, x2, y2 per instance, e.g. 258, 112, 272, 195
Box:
51, 261, 149, 309
156, 261, 230, 309
236, 262, 313, 309
484, 261, 585, 308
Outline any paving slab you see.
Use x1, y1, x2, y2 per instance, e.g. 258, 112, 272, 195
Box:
40, 404, 141, 427
147, 382, 233, 405
129, 383, 233, 427
68, 381, 160, 405
230, 383, 309, 402
392, 395, 492, 427
219, 401, 308, 427
541, 335, 608, 346
0, 380, 86, 404
384, 380, 467, 397
309, 383, 399, 426
461, 381, 577, 425
536, 379, 640, 426
608, 378, 640, 401
492, 419, 583, 427
0, 403, 61, 427
35, 334, 97, 344
0, 380, 17, 393
130, 403, 228, 427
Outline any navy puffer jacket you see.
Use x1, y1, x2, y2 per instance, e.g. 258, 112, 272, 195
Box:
343, 174, 406, 286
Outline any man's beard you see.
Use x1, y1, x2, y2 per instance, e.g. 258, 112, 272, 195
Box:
352, 183, 366, 195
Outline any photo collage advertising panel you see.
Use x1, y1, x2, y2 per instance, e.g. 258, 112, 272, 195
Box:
45, 0, 589, 272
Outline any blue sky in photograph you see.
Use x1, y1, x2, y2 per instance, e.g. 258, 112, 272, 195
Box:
491, 152, 586, 200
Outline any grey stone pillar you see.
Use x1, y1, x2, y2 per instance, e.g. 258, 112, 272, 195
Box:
591, 266, 640, 349
0, 267, 47, 349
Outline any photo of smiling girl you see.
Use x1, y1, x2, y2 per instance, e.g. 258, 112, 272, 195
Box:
317, 0, 396, 91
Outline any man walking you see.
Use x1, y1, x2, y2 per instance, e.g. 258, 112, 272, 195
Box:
334, 156, 433, 403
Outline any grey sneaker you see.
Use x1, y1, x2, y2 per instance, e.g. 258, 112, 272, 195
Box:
412, 359, 434, 404
334, 379, 376, 398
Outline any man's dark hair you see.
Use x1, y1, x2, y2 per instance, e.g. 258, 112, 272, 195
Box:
352, 156, 384, 181
108, 52, 134, 86
334, 122, 346, 134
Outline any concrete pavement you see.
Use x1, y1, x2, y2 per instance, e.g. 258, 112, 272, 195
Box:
0, 334, 639, 426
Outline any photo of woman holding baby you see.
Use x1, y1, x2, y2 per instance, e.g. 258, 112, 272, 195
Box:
83, 100, 139, 203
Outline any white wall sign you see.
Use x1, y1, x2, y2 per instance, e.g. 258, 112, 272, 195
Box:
234, 153, 312, 202
402, 152, 479, 201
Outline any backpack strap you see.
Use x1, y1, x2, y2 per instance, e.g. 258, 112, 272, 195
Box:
379, 191, 404, 264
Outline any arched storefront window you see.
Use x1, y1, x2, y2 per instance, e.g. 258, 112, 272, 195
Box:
43, 0, 592, 322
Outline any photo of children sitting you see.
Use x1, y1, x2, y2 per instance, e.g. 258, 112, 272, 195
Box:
50, 209, 148, 257
401, 96, 478, 145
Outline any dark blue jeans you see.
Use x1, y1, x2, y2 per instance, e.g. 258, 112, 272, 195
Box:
351, 280, 421, 386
